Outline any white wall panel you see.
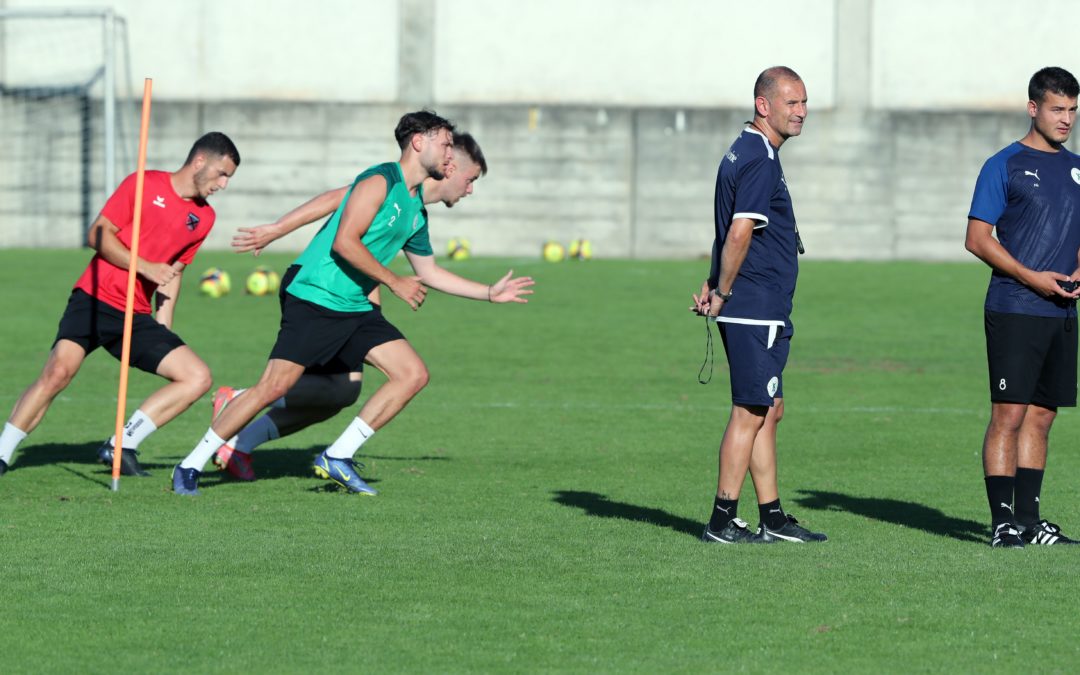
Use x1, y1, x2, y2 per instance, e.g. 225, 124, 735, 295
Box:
433, 0, 836, 107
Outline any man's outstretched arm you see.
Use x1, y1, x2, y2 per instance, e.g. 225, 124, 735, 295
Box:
232, 186, 350, 255
405, 252, 534, 303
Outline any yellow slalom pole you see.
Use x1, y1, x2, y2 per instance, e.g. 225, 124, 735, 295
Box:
111, 78, 153, 492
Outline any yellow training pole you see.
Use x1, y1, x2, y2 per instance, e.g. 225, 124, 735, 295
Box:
111, 78, 153, 492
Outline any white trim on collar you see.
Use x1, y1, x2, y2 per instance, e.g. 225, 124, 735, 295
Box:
743, 125, 775, 160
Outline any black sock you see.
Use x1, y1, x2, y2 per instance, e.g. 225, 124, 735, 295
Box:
1014, 467, 1044, 527
758, 499, 788, 530
985, 475, 1016, 527
709, 497, 738, 531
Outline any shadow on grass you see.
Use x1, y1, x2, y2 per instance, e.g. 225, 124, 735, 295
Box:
12, 441, 104, 468
14, 441, 170, 471
10, 442, 157, 488
305, 480, 381, 495
183, 445, 447, 489
552, 490, 702, 538
793, 489, 986, 543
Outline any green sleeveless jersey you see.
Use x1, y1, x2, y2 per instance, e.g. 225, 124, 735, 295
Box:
287, 162, 432, 312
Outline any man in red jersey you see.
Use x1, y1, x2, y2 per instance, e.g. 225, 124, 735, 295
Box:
0, 132, 240, 478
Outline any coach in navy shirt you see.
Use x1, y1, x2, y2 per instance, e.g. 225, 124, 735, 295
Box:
692, 66, 826, 545
966, 66, 1080, 548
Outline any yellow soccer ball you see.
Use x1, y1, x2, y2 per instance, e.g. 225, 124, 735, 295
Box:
542, 241, 566, 263
199, 268, 231, 298
246, 266, 281, 296
568, 238, 593, 260
447, 237, 471, 261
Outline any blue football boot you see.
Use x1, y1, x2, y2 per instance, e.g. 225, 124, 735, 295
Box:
171, 465, 201, 496
313, 452, 377, 496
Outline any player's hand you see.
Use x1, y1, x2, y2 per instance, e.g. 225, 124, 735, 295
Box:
1068, 269, 1080, 298
488, 270, 535, 304
689, 280, 711, 315
708, 293, 724, 317
389, 275, 427, 310
1026, 270, 1079, 298
232, 223, 283, 256
140, 260, 181, 286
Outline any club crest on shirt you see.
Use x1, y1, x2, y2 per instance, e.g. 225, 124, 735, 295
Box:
185, 213, 200, 231
1071, 167, 1080, 185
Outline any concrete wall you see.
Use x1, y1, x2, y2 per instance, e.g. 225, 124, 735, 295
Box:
2, 1, 1079, 259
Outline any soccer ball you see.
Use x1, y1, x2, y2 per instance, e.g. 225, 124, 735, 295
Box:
199, 268, 231, 298
245, 266, 281, 296
447, 237, 471, 261
542, 241, 566, 262
568, 238, 593, 260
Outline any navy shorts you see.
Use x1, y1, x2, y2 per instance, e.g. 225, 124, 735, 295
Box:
54, 289, 185, 374
717, 319, 793, 407
985, 310, 1077, 407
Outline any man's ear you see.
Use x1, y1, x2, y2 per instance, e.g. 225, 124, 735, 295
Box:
755, 95, 770, 118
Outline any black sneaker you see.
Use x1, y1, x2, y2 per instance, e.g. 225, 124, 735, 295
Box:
0, 459, 7, 477
990, 522, 1025, 548
758, 514, 828, 543
1020, 520, 1079, 546
97, 443, 150, 477
701, 518, 771, 544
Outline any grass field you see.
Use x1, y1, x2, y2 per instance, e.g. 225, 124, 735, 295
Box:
2, 249, 1079, 673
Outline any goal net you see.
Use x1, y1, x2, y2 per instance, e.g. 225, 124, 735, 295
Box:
0, 8, 135, 247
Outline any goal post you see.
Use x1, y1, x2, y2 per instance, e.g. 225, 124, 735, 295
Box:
0, 7, 135, 247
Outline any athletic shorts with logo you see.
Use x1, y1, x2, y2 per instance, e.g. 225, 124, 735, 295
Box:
54, 289, 185, 373
718, 320, 793, 407
985, 310, 1077, 407
277, 264, 375, 375
271, 280, 404, 372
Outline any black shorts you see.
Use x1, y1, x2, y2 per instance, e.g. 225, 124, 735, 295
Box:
278, 265, 371, 375
54, 289, 185, 374
269, 285, 404, 371
985, 310, 1077, 407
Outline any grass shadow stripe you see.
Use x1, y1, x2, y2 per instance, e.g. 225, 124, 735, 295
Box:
552, 490, 701, 538
793, 489, 986, 543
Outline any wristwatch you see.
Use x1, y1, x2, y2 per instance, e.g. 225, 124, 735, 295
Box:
711, 287, 734, 301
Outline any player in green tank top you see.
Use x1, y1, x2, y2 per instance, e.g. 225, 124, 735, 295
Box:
176, 119, 534, 495
287, 161, 433, 312
203, 133, 527, 484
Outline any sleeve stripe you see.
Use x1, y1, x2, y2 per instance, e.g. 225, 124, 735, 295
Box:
733, 212, 769, 228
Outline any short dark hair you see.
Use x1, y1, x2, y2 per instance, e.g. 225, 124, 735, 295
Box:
394, 110, 455, 150
753, 66, 802, 100
1029, 67, 1080, 103
185, 132, 240, 166
452, 132, 487, 176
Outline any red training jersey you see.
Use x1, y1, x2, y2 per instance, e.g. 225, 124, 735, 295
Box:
74, 171, 216, 314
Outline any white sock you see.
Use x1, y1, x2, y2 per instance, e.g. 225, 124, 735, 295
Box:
0, 422, 29, 464
108, 409, 157, 450
235, 415, 280, 454
181, 428, 227, 470
325, 417, 374, 459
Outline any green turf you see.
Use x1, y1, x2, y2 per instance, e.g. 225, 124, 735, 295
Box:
2, 250, 1078, 673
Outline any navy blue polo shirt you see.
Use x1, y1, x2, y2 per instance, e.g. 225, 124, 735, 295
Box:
708, 126, 799, 322
970, 142, 1080, 317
